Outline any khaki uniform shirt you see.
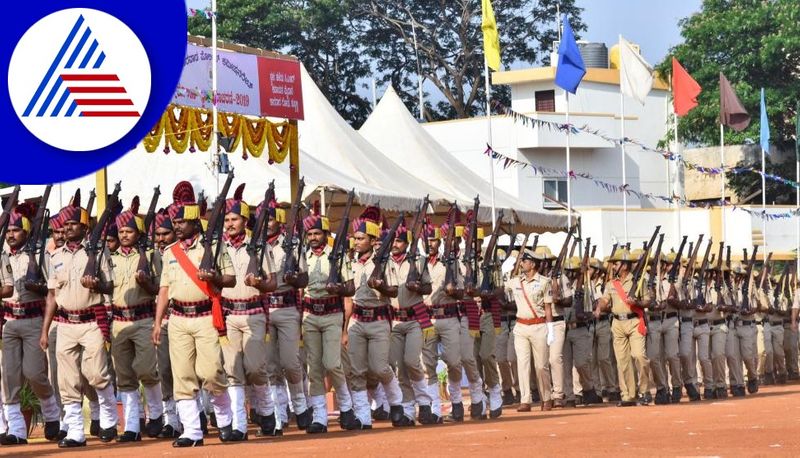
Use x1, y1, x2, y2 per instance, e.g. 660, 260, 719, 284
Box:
110, 249, 155, 307
7, 250, 42, 303
352, 252, 394, 308
388, 255, 429, 309
268, 242, 307, 295
159, 236, 233, 302
305, 246, 352, 300
602, 275, 648, 316
426, 258, 463, 306
47, 242, 113, 310
222, 235, 276, 301
508, 273, 551, 320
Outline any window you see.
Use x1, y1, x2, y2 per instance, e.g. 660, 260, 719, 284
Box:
535, 90, 555, 112
543, 178, 567, 209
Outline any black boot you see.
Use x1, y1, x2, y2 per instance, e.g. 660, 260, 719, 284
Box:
256, 413, 283, 437
0, 435, 28, 445
371, 405, 389, 421
44, 420, 61, 441
158, 424, 181, 439
98, 427, 118, 443
747, 379, 759, 394
58, 438, 87, 448
732, 385, 746, 397
115, 431, 141, 443
654, 388, 670, 405
638, 392, 652, 406
172, 437, 203, 447
139, 418, 146, 435
448, 402, 464, 422
295, 408, 313, 431
685, 383, 701, 402
306, 422, 328, 433
199, 411, 209, 435
392, 415, 415, 427
671, 386, 683, 404
583, 390, 603, 405
339, 409, 357, 431
531, 390, 541, 403
607, 391, 622, 402
389, 405, 405, 425
229, 429, 248, 442
145, 416, 164, 438
218, 424, 234, 443
715, 387, 728, 399
502, 390, 515, 406
417, 405, 438, 425
249, 408, 260, 425
703, 387, 715, 400
209, 412, 218, 428
763, 372, 775, 385
90, 419, 100, 437
470, 400, 486, 420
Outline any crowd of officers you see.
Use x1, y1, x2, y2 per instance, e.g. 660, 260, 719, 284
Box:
0, 181, 799, 449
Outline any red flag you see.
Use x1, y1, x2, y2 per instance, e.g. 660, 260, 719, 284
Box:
672, 57, 702, 117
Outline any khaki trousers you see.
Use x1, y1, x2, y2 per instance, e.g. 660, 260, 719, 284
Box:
304, 312, 347, 397
563, 324, 593, 400
390, 320, 424, 403
784, 324, 798, 375
111, 318, 160, 392
679, 320, 696, 385
726, 320, 744, 387
347, 319, 393, 392
692, 323, 712, 387
422, 317, 462, 386
736, 322, 758, 382
56, 321, 113, 405
167, 315, 227, 400
648, 317, 681, 390
158, 321, 173, 400
548, 319, 566, 400
611, 318, 649, 402
457, 316, 482, 384
222, 313, 268, 386
592, 318, 618, 393
709, 322, 728, 389
513, 322, 551, 404
474, 312, 499, 388
769, 324, 786, 377
496, 318, 518, 392
267, 307, 303, 385
757, 323, 772, 377
2, 317, 54, 403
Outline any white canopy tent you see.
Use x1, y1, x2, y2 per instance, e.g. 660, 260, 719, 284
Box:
359, 86, 568, 233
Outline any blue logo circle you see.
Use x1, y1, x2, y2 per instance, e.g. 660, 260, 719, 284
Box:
1, 1, 186, 184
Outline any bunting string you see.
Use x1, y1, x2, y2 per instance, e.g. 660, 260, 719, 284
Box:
484, 145, 800, 222
492, 102, 800, 191
187, 8, 215, 19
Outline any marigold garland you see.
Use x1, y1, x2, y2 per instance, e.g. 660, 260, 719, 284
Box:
143, 104, 294, 163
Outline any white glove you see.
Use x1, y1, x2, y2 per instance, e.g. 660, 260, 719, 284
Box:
546, 322, 555, 346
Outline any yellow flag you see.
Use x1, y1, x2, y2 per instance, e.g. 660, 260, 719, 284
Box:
481, 0, 501, 71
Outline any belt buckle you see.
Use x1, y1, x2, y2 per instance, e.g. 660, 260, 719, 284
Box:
397, 309, 408, 319
312, 303, 325, 313
12, 306, 25, 317
184, 305, 197, 315
433, 307, 444, 318
361, 309, 374, 319
269, 296, 283, 306
67, 312, 81, 322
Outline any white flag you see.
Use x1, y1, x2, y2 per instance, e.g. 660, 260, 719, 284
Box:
619, 36, 653, 105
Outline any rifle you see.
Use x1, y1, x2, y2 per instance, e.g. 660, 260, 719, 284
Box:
573, 237, 591, 320
462, 197, 480, 290
568, 236, 579, 259
246, 181, 276, 278
281, 177, 306, 279
760, 252, 774, 312
0, 186, 20, 250
137, 187, 161, 275
773, 263, 788, 312
368, 214, 404, 286
725, 245, 733, 292
478, 211, 504, 300
628, 226, 660, 298
551, 226, 576, 283
82, 183, 122, 278
590, 245, 597, 259
668, 236, 688, 284
511, 233, 530, 278
714, 241, 725, 310
405, 196, 429, 285
85, 189, 96, 228
443, 202, 459, 292
647, 233, 665, 293
681, 235, 704, 296
740, 246, 758, 313
692, 238, 713, 309
198, 172, 235, 273
24, 185, 51, 287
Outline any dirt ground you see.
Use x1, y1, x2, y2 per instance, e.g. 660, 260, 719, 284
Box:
7, 383, 800, 457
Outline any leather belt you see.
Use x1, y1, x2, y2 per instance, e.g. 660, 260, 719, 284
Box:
737, 320, 755, 326
613, 313, 638, 321
770, 320, 785, 326
265, 290, 297, 308
429, 304, 459, 319
112, 302, 156, 322
680, 317, 694, 323
694, 319, 708, 325
353, 305, 391, 322
551, 315, 565, 322
222, 296, 265, 316
664, 312, 678, 319
56, 307, 96, 324
171, 300, 212, 317
302, 298, 343, 316
392, 307, 416, 322
2, 300, 45, 319
517, 317, 546, 326
711, 319, 726, 326
648, 313, 663, 321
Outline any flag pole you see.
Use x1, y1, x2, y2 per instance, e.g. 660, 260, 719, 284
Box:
720, 123, 726, 240
211, 0, 219, 195
484, 57, 497, 229
762, 144, 767, 255
618, 35, 629, 244
674, 110, 682, 238
566, 91, 572, 231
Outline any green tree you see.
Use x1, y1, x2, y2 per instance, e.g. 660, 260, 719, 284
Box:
725, 157, 797, 205
358, 0, 585, 121
655, 0, 800, 150
188, 0, 373, 126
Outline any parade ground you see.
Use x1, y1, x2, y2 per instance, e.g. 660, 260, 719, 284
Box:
6, 382, 799, 457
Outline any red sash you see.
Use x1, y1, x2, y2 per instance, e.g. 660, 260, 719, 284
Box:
170, 244, 226, 335
611, 280, 646, 336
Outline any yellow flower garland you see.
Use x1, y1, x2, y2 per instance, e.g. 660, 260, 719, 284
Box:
142, 104, 294, 163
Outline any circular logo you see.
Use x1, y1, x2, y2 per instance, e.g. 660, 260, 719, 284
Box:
0, 1, 186, 184
8, 8, 151, 151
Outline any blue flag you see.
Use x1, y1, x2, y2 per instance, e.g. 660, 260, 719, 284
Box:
760, 88, 770, 153
555, 15, 585, 94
